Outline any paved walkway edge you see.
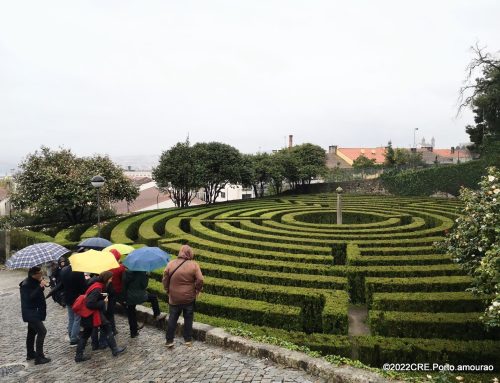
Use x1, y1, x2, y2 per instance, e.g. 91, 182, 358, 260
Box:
130, 305, 401, 383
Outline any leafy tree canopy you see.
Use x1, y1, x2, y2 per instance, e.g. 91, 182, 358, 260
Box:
11, 147, 138, 224
240, 153, 271, 198
438, 167, 500, 327
290, 143, 328, 185
384, 141, 395, 167
153, 141, 203, 208
459, 45, 500, 151
352, 154, 377, 169
193, 142, 243, 204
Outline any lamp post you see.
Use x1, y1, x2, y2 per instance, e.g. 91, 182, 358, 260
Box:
336, 187, 343, 224
91, 175, 105, 237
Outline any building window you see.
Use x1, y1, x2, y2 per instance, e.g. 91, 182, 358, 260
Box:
220, 192, 226, 198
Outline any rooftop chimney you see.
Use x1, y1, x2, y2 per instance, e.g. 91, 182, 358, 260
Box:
288, 135, 293, 149
329, 145, 338, 154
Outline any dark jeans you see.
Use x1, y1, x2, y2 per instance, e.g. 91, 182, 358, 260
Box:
107, 294, 117, 333
166, 301, 195, 342
127, 293, 161, 335
91, 327, 108, 348
27, 320, 47, 357
81, 323, 112, 343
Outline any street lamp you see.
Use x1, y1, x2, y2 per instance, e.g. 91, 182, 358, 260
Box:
91, 175, 105, 237
336, 187, 343, 224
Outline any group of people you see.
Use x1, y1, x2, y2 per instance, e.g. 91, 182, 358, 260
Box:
19, 244, 204, 364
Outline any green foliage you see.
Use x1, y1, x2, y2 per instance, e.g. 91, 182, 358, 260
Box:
193, 142, 243, 204
10, 229, 54, 250
380, 158, 497, 196
153, 140, 203, 207
394, 148, 425, 167
460, 47, 500, 151
290, 143, 328, 185
438, 167, 500, 328
11, 147, 138, 224
240, 153, 272, 198
369, 310, 500, 340
384, 141, 395, 166
352, 154, 377, 169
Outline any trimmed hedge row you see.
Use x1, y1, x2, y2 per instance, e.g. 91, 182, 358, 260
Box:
137, 209, 182, 245
10, 229, 55, 250
348, 264, 463, 303
110, 211, 160, 244
197, 261, 347, 290
199, 276, 348, 334
356, 336, 500, 368
161, 241, 346, 276
148, 280, 303, 331
54, 223, 92, 248
189, 219, 332, 255
371, 292, 487, 312
365, 276, 474, 305
369, 310, 500, 340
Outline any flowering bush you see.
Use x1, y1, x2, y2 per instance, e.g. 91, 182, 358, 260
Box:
439, 167, 500, 327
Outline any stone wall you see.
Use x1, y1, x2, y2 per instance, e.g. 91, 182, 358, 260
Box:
284, 180, 388, 195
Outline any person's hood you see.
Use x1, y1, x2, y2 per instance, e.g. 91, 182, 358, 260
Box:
178, 245, 194, 260
109, 249, 122, 262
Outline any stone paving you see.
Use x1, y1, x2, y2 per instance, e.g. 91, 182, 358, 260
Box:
0, 270, 325, 383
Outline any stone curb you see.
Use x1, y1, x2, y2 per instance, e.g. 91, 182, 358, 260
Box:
120, 304, 403, 383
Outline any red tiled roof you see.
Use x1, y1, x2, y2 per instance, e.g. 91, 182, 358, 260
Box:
432, 149, 472, 159
113, 186, 170, 214
338, 147, 387, 164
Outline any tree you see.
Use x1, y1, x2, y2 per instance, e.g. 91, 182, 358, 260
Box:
438, 167, 500, 327
280, 149, 300, 189
459, 45, 500, 151
268, 151, 287, 195
11, 147, 139, 224
240, 153, 271, 198
384, 141, 396, 167
290, 143, 328, 185
352, 154, 377, 169
192, 142, 243, 204
153, 141, 203, 208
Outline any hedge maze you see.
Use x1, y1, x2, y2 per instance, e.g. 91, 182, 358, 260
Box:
46, 194, 499, 368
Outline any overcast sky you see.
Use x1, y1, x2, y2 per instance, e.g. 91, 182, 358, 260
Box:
1, 0, 499, 173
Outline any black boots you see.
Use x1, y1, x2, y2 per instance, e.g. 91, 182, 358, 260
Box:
26, 352, 37, 361
107, 333, 126, 357
75, 338, 91, 363
35, 355, 51, 365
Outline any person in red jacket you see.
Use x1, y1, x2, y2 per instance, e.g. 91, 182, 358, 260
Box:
74, 271, 126, 362
108, 249, 125, 334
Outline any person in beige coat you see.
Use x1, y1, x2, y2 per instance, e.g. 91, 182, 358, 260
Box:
162, 244, 203, 347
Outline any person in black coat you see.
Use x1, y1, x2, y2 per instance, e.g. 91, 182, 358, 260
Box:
75, 271, 126, 362
47, 263, 87, 345
19, 266, 51, 365
48, 257, 66, 307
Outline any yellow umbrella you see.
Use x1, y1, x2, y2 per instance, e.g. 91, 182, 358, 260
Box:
103, 244, 135, 255
69, 250, 120, 274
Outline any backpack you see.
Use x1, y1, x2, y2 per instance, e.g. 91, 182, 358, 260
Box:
72, 294, 94, 318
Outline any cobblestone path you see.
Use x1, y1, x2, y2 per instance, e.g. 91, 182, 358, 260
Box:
0, 270, 325, 383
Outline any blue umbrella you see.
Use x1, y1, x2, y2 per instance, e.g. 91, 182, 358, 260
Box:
78, 237, 113, 250
123, 247, 170, 272
6, 242, 70, 269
